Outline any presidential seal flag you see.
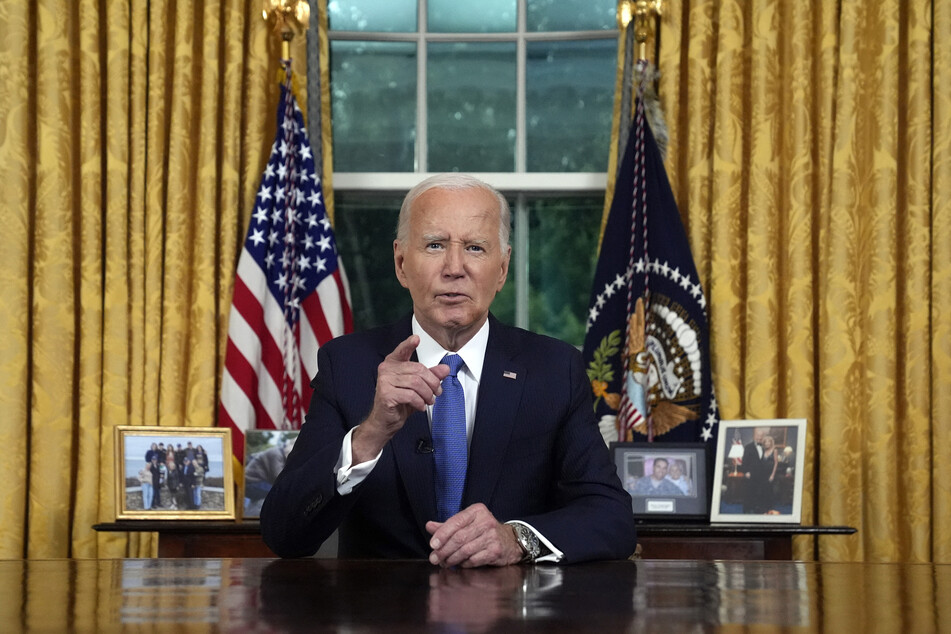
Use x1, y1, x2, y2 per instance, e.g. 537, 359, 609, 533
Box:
219, 64, 352, 463
582, 68, 718, 448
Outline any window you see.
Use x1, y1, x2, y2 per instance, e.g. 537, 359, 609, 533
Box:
328, 0, 618, 345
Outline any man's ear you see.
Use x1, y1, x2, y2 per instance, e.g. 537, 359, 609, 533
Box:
496, 245, 512, 292
394, 239, 409, 289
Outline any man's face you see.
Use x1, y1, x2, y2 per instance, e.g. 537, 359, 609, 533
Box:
394, 186, 511, 348
753, 428, 765, 444
652, 460, 668, 480
668, 462, 682, 479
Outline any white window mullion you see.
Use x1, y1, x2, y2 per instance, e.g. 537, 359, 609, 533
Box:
417, 0, 428, 172
514, 193, 529, 330
515, 0, 527, 174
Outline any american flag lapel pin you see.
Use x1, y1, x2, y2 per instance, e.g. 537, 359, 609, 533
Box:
502, 370, 517, 380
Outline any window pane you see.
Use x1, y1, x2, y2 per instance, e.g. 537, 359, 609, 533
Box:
527, 0, 618, 31
331, 41, 417, 172
333, 194, 412, 331
527, 196, 602, 346
428, 43, 516, 172
526, 40, 615, 172
428, 0, 516, 33
328, 0, 417, 32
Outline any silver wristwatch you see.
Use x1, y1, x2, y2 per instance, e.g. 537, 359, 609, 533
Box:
511, 523, 541, 563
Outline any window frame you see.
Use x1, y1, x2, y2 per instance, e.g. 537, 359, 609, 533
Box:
328, 1, 617, 332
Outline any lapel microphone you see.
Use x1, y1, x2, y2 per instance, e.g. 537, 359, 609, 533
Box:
416, 438, 434, 454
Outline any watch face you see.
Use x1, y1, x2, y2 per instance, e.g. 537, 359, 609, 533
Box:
516, 525, 540, 558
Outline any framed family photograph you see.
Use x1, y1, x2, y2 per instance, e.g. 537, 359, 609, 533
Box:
242, 429, 299, 519
711, 419, 807, 523
114, 426, 236, 520
611, 442, 709, 520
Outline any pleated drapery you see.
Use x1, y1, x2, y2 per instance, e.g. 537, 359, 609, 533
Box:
644, 0, 949, 562
0, 0, 309, 558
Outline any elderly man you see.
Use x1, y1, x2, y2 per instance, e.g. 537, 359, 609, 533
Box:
261, 174, 637, 567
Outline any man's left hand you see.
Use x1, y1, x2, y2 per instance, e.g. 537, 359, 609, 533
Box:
425, 503, 524, 568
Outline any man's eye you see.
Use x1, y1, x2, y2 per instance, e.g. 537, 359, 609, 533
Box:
426, 243, 444, 250
467, 245, 485, 253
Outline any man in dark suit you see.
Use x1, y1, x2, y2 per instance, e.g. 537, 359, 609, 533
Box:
739, 427, 770, 513
261, 174, 637, 567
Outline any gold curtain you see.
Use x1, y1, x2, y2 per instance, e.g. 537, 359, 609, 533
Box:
0, 0, 310, 557
621, 0, 950, 562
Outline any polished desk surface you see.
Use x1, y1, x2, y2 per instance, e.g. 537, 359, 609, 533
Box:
3, 558, 949, 632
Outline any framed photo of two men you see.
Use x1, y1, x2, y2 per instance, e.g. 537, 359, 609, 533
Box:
114, 426, 236, 520
710, 419, 807, 524
612, 442, 710, 520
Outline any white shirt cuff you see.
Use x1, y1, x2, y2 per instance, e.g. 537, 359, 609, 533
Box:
335, 427, 382, 495
506, 520, 564, 563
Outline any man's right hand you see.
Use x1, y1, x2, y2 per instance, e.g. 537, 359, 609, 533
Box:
351, 334, 451, 463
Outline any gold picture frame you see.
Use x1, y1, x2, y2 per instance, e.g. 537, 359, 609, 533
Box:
114, 426, 236, 520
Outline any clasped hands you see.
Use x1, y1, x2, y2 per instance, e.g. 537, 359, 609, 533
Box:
351, 334, 524, 568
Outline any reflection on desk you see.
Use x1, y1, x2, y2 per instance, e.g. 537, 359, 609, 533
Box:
1, 558, 949, 632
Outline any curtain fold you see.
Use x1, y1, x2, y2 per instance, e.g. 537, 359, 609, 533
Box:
0, 0, 288, 558
650, 0, 948, 561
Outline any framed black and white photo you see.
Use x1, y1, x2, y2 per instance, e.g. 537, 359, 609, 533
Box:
114, 426, 236, 520
242, 429, 300, 519
711, 419, 806, 523
611, 442, 709, 520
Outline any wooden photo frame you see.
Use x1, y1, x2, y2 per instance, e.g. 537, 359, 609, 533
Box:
710, 419, 807, 523
114, 426, 236, 520
242, 429, 299, 519
611, 442, 709, 520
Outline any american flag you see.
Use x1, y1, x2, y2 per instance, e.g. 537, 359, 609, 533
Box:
220, 66, 352, 463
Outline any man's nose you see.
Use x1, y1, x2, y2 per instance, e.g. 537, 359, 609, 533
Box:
442, 244, 465, 275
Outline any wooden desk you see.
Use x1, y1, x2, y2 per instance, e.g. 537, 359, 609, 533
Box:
1, 558, 948, 632
94, 521, 855, 560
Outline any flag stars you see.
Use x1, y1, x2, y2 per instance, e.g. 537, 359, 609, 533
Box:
275, 188, 286, 203
306, 213, 319, 228
249, 229, 265, 246
277, 163, 288, 180
308, 191, 323, 207
271, 208, 283, 224
253, 207, 269, 224
297, 254, 311, 270
300, 145, 312, 161
316, 235, 332, 252
264, 252, 275, 269
303, 234, 315, 250
315, 257, 327, 272
258, 186, 272, 202
264, 164, 276, 179
268, 230, 280, 246
279, 140, 290, 157
276, 273, 288, 289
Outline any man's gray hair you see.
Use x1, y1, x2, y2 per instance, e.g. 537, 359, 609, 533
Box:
396, 173, 511, 248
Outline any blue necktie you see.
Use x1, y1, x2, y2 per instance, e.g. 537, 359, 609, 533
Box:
432, 354, 467, 522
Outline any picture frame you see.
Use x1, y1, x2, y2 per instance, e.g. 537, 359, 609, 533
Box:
611, 442, 709, 520
710, 419, 807, 523
114, 426, 236, 520
242, 429, 300, 519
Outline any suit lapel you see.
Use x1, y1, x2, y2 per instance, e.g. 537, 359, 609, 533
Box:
386, 316, 438, 527
464, 319, 525, 507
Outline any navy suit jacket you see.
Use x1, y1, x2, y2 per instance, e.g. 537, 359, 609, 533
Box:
260, 314, 637, 562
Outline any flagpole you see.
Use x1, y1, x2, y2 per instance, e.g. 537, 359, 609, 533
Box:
631, 0, 663, 63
